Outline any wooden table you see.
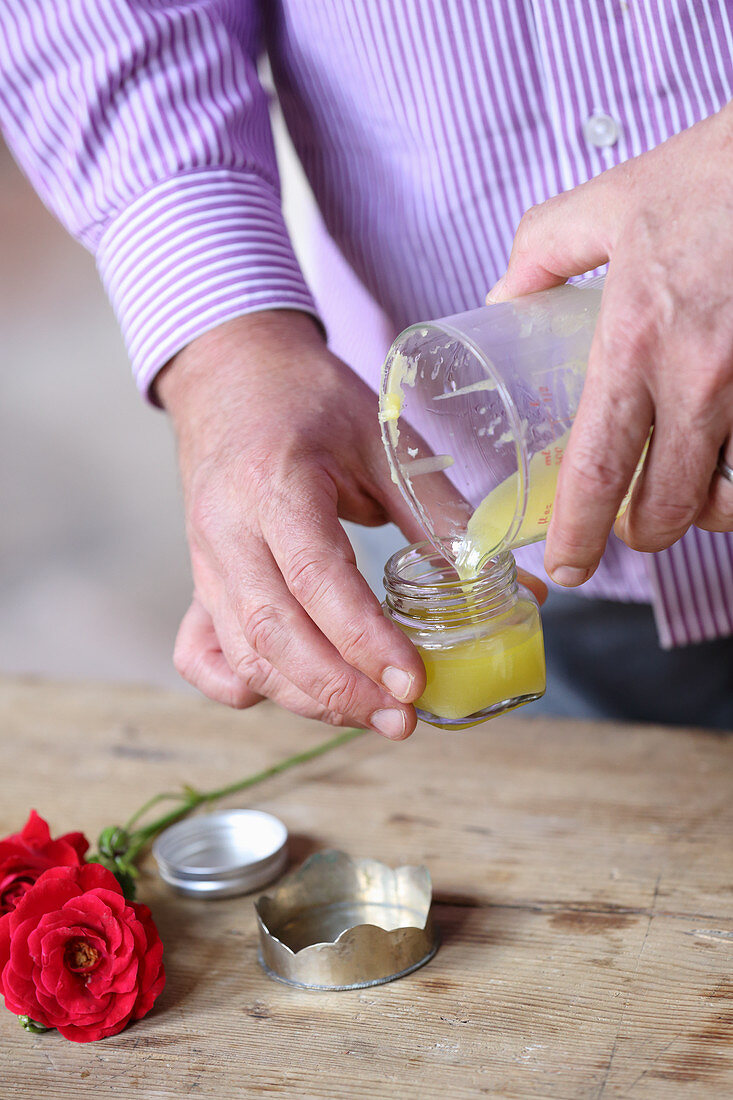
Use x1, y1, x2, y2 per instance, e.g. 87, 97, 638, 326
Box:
2, 676, 732, 1099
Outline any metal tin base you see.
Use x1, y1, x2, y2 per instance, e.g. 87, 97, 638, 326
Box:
256, 851, 439, 990
258, 934, 439, 991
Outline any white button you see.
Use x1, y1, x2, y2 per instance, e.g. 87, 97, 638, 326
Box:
583, 112, 620, 148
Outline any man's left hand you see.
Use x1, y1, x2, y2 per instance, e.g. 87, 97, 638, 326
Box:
488, 101, 733, 587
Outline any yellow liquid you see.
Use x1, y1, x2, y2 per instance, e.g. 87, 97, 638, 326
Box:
456, 429, 571, 576
456, 427, 649, 574
405, 600, 546, 728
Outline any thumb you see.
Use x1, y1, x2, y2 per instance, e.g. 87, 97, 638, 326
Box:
487, 170, 622, 302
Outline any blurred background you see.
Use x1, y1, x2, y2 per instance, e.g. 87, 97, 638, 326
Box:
0, 134, 189, 689
0, 98, 399, 692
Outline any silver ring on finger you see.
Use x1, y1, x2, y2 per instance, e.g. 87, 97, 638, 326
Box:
716, 446, 733, 485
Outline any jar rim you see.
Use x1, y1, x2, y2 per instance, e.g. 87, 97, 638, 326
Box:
383, 541, 518, 615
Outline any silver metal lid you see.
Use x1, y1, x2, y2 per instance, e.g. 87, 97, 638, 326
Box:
152, 809, 288, 899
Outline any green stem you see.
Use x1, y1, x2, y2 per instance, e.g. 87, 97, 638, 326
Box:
121, 727, 365, 868
123, 792, 185, 831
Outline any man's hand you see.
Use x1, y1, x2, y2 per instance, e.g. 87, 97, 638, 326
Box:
157, 310, 547, 734
156, 309, 434, 738
488, 101, 733, 586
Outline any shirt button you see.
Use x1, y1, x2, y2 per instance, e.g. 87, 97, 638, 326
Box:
582, 112, 620, 148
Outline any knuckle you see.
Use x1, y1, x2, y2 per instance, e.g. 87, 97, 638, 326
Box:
697, 506, 733, 533
247, 454, 278, 497
188, 488, 224, 546
596, 296, 658, 369
514, 204, 542, 252
624, 498, 696, 551
172, 615, 202, 684
231, 645, 269, 689
684, 370, 728, 423
241, 603, 282, 657
563, 449, 627, 500
319, 669, 362, 716
173, 639, 194, 682
227, 685, 261, 710
338, 621, 375, 665
310, 707, 349, 727
286, 548, 333, 607
599, 324, 653, 372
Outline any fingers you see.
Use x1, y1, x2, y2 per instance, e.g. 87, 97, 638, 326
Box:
267, 504, 423, 689
260, 490, 425, 723
173, 597, 263, 709
615, 408, 720, 552
213, 530, 419, 739
544, 394, 652, 585
544, 278, 655, 584
695, 443, 733, 533
487, 170, 621, 302
174, 597, 368, 727
546, 266, 732, 580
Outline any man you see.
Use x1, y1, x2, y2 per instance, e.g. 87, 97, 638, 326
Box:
2, 2, 732, 734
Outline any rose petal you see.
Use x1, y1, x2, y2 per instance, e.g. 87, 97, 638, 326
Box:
11, 869, 82, 926
18, 810, 52, 849
54, 986, 137, 1033
57, 1009, 134, 1043
92, 954, 138, 997
106, 921, 135, 974
76, 865, 123, 896
2, 956, 41, 1012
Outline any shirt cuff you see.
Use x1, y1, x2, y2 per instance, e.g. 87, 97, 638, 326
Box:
95, 168, 321, 401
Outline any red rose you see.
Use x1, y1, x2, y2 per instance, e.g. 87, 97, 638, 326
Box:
0, 810, 88, 915
0, 863, 165, 1042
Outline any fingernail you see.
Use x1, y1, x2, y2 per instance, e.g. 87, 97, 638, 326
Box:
550, 565, 590, 588
486, 275, 507, 303
370, 708, 407, 740
381, 666, 414, 702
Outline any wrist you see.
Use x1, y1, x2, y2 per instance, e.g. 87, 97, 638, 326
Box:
154, 309, 325, 428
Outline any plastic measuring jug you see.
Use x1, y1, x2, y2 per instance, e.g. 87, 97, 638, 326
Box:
379, 277, 604, 577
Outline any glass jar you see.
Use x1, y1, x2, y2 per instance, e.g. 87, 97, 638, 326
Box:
383, 543, 545, 730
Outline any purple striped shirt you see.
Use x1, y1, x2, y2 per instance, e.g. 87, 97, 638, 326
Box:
2, 0, 733, 648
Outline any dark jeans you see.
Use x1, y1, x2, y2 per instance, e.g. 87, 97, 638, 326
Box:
533, 590, 733, 730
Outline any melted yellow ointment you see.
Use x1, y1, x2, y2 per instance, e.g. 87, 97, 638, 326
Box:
456, 428, 572, 577
414, 602, 546, 726
379, 351, 414, 484
412, 426, 561, 724
410, 422, 648, 727
455, 424, 650, 577
380, 348, 548, 725
378, 390, 403, 424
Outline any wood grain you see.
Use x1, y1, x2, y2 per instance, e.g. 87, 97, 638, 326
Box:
1, 676, 731, 1099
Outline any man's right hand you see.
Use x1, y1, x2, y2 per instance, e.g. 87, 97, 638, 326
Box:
155, 309, 431, 739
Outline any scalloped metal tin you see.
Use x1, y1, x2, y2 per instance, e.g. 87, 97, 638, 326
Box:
152, 809, 288, 899
255, 850, 439, 990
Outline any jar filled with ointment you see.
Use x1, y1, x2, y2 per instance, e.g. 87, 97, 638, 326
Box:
383, 543, 545, 730
379, 278, 607, 727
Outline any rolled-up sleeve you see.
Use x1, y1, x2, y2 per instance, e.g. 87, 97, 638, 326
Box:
0, 1, 319, 398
